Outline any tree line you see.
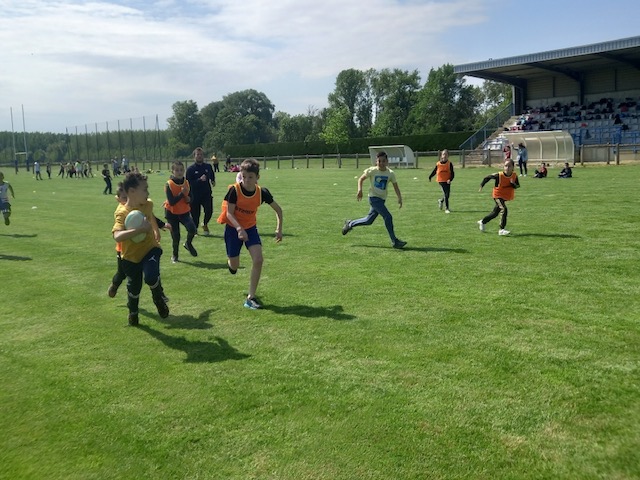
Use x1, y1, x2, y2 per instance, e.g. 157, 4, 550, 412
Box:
1, 64, 509, 165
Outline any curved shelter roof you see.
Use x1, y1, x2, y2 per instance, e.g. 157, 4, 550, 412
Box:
453, 36, 640, 88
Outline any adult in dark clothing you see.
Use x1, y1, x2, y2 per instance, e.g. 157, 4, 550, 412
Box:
185, 147, 215, 236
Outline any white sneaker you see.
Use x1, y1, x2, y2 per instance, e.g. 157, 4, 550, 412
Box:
438, 199, 443, 210
477, 220, 485, 232
498, 229, 511, 236
445, 209, 451, 214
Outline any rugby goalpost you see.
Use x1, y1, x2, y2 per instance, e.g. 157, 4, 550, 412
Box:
368, 145, 416, 168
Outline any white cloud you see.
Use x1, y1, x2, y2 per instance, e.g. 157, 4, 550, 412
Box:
1, 0, 638, 132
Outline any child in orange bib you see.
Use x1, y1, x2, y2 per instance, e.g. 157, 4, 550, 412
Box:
478, 160, 520, 236
217, 159, 282, 309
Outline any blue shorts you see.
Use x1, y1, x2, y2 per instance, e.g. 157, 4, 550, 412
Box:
0, 201, 10, 213
224, 225, 261, 258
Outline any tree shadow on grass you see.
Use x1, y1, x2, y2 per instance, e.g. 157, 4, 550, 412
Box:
0, 254, 32, 261
0, 233, 38, 238
262, 303, 356, 321
137, 324, 251, 363
513, 233, 581, 239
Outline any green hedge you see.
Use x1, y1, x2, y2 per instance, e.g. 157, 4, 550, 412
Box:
225, 132, 473, 158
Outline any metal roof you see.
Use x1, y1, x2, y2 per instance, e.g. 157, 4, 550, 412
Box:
454, 36, 640, 86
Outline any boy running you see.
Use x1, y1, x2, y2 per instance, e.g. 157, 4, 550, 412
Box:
478, 160, 520, 236
163, 161, 198, 263
112, 172, 169, 326
342, 151, 407, 248
428, 149, 455, 213
217, 158, 283, 309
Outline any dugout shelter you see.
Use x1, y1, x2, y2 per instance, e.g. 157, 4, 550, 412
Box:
368, 145, 415, 167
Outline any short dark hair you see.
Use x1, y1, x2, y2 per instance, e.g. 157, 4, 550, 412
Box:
376, 151, 388, 159
122, 171, 147, 193
240, 158, 260, 175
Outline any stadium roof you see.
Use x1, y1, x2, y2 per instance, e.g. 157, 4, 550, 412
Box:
453, 36, 640, 87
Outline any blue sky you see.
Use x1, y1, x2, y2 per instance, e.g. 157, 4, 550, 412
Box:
1, 0, 639, 133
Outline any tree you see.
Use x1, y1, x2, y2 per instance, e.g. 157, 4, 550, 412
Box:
320, 106, 350, 161
478, 80, 512, 126
202, 90, 276, 150
328, 69, 371, 138
409, 64, 481, 134
167, 100, 203, 150
370, 68, 421, 136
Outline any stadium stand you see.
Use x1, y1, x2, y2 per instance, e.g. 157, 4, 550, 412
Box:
454, 36, 640, 164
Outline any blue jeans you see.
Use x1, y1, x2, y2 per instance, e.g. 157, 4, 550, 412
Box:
350, 196, 397, 243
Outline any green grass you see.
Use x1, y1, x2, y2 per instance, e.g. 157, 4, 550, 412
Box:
1, 163, 639, 479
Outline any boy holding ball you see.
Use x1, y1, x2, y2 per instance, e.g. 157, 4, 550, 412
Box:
112, 172, 169, 325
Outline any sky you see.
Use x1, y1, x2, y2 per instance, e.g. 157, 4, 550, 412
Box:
1, 0, 639, 133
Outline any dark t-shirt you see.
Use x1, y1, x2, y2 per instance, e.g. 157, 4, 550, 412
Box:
185, 162, 215, 196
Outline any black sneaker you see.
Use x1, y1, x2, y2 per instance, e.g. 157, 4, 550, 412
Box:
342, 220, 352, 235
154, 296, 170, 318
107, 284, 118, 298
128, 313, 139, 326
393, 239, 407, 249
183, 242, 198, 257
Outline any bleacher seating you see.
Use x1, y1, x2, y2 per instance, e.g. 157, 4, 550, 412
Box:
506, 97, 640, 146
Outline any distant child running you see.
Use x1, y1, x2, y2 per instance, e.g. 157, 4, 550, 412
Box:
164, 161, 198, 263
478, 160, 520, 236
108, 183, 170, 298
428, 149, 455, 213
342, 151, 407, 248
217, 158, 283, 309
0, 172, 16, 226
112, 172, 170, 326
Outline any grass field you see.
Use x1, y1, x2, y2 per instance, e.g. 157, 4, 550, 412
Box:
1, 162, 639, 479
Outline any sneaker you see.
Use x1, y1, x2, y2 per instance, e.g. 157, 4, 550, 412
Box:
183, 242, 198, 257
392, 239, 407, 249
477, 220, 485, 232
202, 224, 210, 236
128, 313, 139, 326
438, 199, 443, 210
498, 229, 511, 236
171, 256, 178, 264
107, 284, 118, 298
342, 219, 352, 235
154, 296, 170, 318
244, 297, 262, 309
445, 209, 451, 214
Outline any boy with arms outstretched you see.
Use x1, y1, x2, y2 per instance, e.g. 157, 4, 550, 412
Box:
217, 159, 283, 309
478, 160, 520, 236
112, 172, 169, 325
